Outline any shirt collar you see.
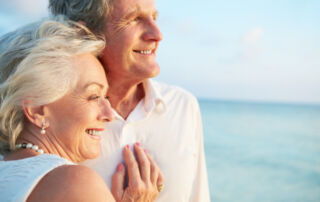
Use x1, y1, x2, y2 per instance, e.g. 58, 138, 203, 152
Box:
111, 79, 167, 122
142, 79, 167, 114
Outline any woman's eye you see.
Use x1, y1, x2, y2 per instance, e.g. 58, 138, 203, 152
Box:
89, 95, 100, 100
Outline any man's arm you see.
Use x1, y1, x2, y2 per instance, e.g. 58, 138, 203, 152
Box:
189, 99, 211, 202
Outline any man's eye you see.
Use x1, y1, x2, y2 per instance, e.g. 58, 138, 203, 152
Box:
133, 16, 142, 22
105, 96, 110, 100
153, 15, 157, 21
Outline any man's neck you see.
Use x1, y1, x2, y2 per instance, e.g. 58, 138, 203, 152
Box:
107, 80, 146, 119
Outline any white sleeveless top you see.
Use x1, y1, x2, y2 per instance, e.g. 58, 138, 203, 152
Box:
0, 154, 74, 202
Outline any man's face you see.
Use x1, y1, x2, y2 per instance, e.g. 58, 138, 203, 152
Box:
100, 0, 162, 83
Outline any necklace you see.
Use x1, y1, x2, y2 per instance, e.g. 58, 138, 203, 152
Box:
15, 143, 44, 154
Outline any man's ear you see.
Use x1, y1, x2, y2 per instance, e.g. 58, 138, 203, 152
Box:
22, 101, 49, 128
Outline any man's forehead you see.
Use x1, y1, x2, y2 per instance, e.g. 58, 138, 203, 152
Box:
111, 0, 157, 17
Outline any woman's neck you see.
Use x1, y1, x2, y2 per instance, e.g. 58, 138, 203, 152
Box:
4, 125, 79, 163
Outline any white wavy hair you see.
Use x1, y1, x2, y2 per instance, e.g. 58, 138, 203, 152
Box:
0, 16, 105, 154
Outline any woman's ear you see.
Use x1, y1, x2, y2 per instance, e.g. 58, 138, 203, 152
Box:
77, 20, 87, 26
22, 101, 49, 129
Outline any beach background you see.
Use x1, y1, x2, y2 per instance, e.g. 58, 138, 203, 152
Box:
1, 1, 320, 201
199, 99, 320, 201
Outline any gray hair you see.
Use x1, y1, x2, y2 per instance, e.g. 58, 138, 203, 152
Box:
49, 0, 114, 35
0, 16, 105, 154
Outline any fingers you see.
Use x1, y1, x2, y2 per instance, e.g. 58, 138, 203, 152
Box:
145, 152, 159, 185
111, 163, 125, 200
123, 144, 141, 186
157, 170, 165, 189
146, 152, 164, 192
123, 143, 164, 196
142, 146, 164, 194
134, 143, 151, 183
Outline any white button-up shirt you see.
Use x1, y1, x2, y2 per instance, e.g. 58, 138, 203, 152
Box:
82, 80, 210, 202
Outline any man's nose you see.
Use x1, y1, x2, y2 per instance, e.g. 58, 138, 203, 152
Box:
143, 19, 163, 42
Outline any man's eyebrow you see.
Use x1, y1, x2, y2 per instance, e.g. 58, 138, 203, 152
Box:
122, 6, 159, 20
122, 6, 139, 20
113, 6, 159, 33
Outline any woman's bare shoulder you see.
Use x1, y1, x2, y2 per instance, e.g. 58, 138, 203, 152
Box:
27, 164, 115, 202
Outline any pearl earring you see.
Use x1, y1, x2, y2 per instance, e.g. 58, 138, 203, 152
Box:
40, 121, 46, 135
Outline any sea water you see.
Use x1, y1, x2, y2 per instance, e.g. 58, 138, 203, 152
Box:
199, 99, 320, 202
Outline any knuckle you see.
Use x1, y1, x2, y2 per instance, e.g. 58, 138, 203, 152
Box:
131, 180, 140, 188
147, 184, 154, 192
149, 157, 157, 166
151, 164, 158, 173
135, 184, 145, 194
149, 157, 156, 164
140, 159, 150, 168
128, 160, 138, 169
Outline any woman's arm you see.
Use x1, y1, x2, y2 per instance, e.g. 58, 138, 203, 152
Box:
27, 143, 164, 202
27, 164, 115, 202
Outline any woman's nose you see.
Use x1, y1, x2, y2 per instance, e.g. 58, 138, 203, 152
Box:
99, 99, 115, 122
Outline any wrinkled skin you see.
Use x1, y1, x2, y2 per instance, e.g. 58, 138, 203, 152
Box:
112, 143, 164, 202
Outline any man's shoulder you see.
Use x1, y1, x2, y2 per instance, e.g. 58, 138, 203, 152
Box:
151, 79, 198, 104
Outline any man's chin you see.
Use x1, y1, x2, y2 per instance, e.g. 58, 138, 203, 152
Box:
149, 69, 160, 78
135, 65, 160, 80
148, 64, 160, 78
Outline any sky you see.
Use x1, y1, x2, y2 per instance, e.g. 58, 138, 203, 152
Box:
0, 0, 319, 104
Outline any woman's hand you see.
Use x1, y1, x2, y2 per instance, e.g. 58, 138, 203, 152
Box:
112, 143, 164, 202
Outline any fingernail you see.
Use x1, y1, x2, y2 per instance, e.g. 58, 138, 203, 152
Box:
125, 144, 129, 149
144, 149, 148, 154
135, 142, 140, 146
117, 164, 124, 171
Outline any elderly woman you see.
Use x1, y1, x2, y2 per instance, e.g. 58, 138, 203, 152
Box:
0, 17, 163, 202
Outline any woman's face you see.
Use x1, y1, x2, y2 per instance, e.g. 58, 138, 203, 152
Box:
45, 53, 114, 162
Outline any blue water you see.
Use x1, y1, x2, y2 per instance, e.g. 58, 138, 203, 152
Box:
199, 100, 320, 202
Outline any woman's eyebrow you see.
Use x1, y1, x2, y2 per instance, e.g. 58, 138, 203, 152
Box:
83, 82, 104, 90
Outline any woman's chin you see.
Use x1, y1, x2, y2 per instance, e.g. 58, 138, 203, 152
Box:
88, 150, 101, 160
80, 147, 101, 161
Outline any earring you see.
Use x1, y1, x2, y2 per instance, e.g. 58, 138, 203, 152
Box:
40, 121, 46, 135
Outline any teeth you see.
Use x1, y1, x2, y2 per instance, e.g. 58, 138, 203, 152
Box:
87, 129, 102, 136
138, 50, 152, 54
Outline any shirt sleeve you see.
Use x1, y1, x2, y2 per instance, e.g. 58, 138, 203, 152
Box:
189, 99, 211, 202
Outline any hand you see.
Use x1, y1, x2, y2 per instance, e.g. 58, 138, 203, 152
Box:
112, 143, 164, 202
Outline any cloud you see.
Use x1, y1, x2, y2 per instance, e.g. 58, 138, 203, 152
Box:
241, 27, 264, 59
243, 27, 264, 44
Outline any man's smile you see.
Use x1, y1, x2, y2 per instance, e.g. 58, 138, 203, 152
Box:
133, 48, 155, 55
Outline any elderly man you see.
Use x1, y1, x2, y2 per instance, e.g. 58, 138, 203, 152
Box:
49, 0, 210, 201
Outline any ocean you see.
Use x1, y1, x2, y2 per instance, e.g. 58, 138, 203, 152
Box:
199, 99, 320, 202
